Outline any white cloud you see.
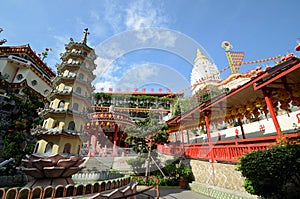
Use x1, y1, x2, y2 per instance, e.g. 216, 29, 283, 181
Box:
76, 0, 175, 91
125, 1, 167, 30
134, 28, 177, 48
94, 81, 114, 91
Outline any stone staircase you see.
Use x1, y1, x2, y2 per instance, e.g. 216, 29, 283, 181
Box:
82, 157, 115, 172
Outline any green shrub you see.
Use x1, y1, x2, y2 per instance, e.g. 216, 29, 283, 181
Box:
237, 140, 300, 198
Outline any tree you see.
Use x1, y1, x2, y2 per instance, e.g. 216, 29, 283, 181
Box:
124, 111, 169, 178
237, 138, 300, 199
1, 87, 44, 174
171, 96, 198, 117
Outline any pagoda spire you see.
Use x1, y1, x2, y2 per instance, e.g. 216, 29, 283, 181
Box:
82, 28, 90, 44
194, 48, 208, 64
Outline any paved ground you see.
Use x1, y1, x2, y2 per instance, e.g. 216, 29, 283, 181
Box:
137, 187, 213, 199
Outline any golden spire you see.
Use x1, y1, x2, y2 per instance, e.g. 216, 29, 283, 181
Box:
82, 28, 90, 44
194, 48, 208, 63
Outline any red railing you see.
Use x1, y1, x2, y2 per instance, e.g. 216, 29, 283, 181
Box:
158, 133, 300, 163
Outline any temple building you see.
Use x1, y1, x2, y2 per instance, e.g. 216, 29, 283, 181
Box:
0, 44, 55, 99
85, 90, 183, 156
190, 48, 220, 95
0, 44, 56, 161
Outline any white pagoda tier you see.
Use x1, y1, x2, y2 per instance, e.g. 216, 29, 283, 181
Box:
190, 48, 220, 95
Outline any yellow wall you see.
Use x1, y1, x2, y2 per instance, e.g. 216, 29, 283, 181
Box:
35, 135, 82, 155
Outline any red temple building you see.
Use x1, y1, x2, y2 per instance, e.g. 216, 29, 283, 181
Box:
84, 90, 183, 157
158, 52, 300, 163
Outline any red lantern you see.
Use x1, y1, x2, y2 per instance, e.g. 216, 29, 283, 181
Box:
7, 129, 14, 133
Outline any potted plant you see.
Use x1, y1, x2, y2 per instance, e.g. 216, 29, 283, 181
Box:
177, 167, 191, 189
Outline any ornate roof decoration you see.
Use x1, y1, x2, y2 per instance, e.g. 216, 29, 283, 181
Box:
0, 44, 56, 77
81, 28, 89, 44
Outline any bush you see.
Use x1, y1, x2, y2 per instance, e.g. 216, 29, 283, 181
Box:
237, 139, 300, 198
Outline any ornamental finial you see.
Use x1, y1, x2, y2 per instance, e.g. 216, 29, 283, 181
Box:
82, 28, 90, 44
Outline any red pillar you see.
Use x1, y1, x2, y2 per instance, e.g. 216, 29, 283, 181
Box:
181, 129, 185, 145
205, 112, 214, 162
238, 118, 246, 139
113, 124, 118, 156
87, 134, 91, 157
91, 131, 98, 157
263, 89, 282, 139
181, 129, 185, 156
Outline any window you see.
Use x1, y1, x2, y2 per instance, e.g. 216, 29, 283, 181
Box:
52, 120, 59, 128
63, 143, 71, 154
58, 100, 65, 109
76, 87, 81, 94
31, 80, 37, 86
68, 121, 75, 130
43, 120, 48, 128
77, 145, 81, 154
78, 73, 84, 80
63, 86, 70, 92
73, 103, 79, 111
45, 142, 53, 153
34, 143, 39, 153
16, 74, 23, 80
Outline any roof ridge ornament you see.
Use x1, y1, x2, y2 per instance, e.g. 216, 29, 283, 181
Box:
82, 28, 90, 44
0, 27, 7, 45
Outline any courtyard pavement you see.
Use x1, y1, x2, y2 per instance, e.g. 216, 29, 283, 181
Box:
137, 187, 213, 199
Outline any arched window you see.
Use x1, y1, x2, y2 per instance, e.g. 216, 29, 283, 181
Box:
43, 120, 48, 128
73, 103, 79, 111
52, 120, 59, 128
77, 145, 81, 154
78, 73, 84, 80
68, 121, 75, 130
58, 100, 65, 109
34, 143, 39, 153
63, 143, 71, 154
45, 142, 53, 153
76, 87, 81, 94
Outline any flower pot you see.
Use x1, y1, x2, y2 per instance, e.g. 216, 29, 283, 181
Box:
178, 178, 188, 189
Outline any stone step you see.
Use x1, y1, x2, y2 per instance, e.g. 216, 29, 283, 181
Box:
82, 157, 114, 172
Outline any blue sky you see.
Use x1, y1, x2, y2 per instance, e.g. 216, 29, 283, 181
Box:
1, 0, 300, 95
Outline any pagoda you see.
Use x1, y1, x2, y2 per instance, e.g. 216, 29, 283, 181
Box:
190, 48, 220, 95
20, 28, 97, 187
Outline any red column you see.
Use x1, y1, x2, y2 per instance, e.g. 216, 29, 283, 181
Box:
91, 131, 98, 157
113, 124, 118, 156
238, 118, 246, 139
87, 134, 91, 157
263, 89, 282, 139
181, 129, 185, 156
205, 113, 214, 162
181, 129, 185, 145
